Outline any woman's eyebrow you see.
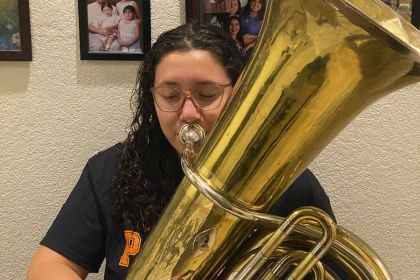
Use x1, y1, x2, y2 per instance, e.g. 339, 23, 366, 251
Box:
155, 81, 179, 86
195, 80, 227, 85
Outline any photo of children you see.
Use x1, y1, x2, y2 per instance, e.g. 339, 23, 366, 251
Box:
0, 0, 21, 51
86, 0, 143, 53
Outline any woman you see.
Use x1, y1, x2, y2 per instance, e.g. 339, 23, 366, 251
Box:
27, 23, 335, 279
240, 0, 264, 62
230, 0, 242, 16
208, 0, 241, 29
228, 15, 246, 56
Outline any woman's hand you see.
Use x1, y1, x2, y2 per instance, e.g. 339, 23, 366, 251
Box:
242, 33, 258, 46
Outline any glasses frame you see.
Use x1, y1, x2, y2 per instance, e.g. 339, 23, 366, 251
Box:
151, 83, 232, 112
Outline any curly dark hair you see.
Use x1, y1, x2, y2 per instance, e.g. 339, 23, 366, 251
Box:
242, 0, 265, 19
113, 23, 244, 232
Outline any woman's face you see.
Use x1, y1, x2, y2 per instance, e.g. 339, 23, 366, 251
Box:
229, 19, 240, 36
250, 0, 262, 13
230, 0, 239, 14
154, 50, 232, 154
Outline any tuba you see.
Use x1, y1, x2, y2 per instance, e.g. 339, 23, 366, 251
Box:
127, 0, 419, 279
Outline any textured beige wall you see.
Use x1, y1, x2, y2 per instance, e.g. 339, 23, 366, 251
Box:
311, 84, 420, 279
0, 0, 418, 279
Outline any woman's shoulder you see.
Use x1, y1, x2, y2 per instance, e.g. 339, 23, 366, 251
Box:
85, 143, 124, 175
276, 169, 321, 204
80, 143, 125, 196
269, 169, 335, 220
88, 142, 123, 162
290, 169, 321, 191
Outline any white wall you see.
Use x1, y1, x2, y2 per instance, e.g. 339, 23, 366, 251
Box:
0, 0, 418, 279
311, 84, 419, 279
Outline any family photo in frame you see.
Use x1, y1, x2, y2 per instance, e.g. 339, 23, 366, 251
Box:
0, 0, 32, 61
186, 0, 418, 65
78, 0, 151, 60
186, 0, 266, 64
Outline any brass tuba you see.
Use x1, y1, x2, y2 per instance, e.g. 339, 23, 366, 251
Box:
127, 0, 419, 279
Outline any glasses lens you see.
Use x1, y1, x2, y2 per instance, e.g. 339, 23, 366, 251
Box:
153, 87, 183, 111
192, 85, 224, 110
153, 84, 229, 111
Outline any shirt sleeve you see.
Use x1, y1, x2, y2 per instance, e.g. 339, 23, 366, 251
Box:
87, 5, 98, 27
40, 161, 106, 273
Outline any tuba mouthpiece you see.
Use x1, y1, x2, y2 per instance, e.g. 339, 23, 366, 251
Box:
179, 124, 206, 145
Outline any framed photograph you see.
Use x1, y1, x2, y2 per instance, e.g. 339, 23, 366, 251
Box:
0, 0, 32, 61
185, 0, 266, 64
78, 0, 151, 60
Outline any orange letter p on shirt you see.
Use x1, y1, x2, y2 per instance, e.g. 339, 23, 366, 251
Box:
119, 230, 141, 267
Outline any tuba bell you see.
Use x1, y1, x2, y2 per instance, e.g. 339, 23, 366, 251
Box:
127, 0, 419, 279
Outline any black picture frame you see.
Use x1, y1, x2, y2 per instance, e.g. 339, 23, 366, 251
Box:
186, 0, 266, 65
0, 0, 32, 61
78, 0, 151, 60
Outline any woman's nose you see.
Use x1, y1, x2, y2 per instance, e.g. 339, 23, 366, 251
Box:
180, 98, 201, 123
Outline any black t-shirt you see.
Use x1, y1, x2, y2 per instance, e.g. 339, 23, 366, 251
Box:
41, 143, 336, 279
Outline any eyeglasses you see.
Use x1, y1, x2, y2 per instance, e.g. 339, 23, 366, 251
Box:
151, 83, 231, 112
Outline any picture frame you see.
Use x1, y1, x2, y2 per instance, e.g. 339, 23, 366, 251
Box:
78, 0, 151, 60
185, 0, 266, 65
0, 0, 32, 61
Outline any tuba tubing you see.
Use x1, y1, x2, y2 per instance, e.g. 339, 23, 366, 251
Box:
127, 0, 419, 279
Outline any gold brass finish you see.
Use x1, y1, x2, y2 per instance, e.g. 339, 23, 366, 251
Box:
178, 126, 338, 279
234, 207, 336, 280
260, 251, 327, 279
126, 0, 419, 279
